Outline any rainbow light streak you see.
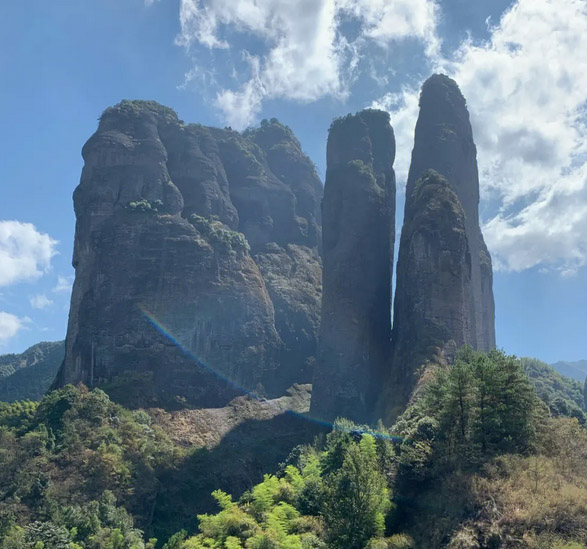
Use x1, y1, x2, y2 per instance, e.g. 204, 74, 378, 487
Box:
139, 304, 405, 443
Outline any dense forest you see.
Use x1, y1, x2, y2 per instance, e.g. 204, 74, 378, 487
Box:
1, 348, 586, 548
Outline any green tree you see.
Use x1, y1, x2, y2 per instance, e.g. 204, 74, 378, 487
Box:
472, 350, 536, 456
323, 435, 390, 548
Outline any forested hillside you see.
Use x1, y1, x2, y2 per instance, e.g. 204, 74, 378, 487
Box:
0, 342, 64, 402
1, 349, 586, 548
550, 360, 587, 383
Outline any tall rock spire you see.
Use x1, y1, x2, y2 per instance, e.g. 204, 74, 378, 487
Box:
381, 75, 496, 421
406, 74, 495, 352
311, 109, 396, 424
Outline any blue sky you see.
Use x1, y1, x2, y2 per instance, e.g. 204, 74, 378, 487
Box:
0, 0, 586, 363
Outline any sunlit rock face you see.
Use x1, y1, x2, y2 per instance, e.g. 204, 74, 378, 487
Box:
405, 74, 495, 353
380, 170, 475, 421
311, 109, 396, 424
53, 102, 323, 407
380, 75, 496, 422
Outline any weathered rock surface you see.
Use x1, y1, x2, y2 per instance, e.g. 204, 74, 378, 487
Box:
381, 75, 496, 421
405, 74, 495, 352
381, 170, 474, 420
53, 101, 322, 407
150, 384, 320, 535
311, 109, 396, 424
149, 383, 312, 449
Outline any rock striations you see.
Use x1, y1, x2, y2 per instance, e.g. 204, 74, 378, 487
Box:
380, 75, 496, 421
311, 110, 396, 424
310, 77, 495, 424
53, 101, 323, 407
54, 75, 495, 423
404, 74, 495, 352
380, 170, 474, 420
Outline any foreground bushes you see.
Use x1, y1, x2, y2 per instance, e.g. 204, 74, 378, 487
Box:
1, 349, 587, 548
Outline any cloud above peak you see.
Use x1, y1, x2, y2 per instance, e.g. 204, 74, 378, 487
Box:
160, 0, 587, 275
375, 0, 587, 275
174, 0, 440, 129
448, 0, 587, 273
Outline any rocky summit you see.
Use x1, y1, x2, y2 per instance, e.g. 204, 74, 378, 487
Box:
52, 102, 322, 408
380, 170, 475, 420
311, 109, 396, 424
53, 76, 495, 422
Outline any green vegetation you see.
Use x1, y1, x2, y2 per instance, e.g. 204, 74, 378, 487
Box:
101, 100, 180, 125
0, 385, 177, 548
328, 109, 390, 134
162, 348, 587, 548
550, 359, 587, 383
243, 119, 302, 153
523, 357, 585, 424
0, 342, 64, 403
1, 349, 587, 548
189, 215, 250, 254
394, 347, 538, 475
125, 199, 165, 214
169, 422, 396, 549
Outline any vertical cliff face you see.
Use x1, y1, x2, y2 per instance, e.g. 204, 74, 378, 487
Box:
406, 74, 495, 351
381, 75, 496, 422
311, 110, 396, 424
215, 121, 324, 390
381, 170, 473, 420
54, 101, 322, 407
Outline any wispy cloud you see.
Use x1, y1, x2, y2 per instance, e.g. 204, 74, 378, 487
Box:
0, 220, 58, 286
0, 311, 25, 344
53, 275, 74, 294
451, 0, 587, 273
29, 294, 54, 310
376, 0, 587, 275
171, 0, 440, 129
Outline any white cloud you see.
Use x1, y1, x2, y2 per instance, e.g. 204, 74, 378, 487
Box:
173, 0, 440, 129
372, 88, 420, 184
378, 0, 587, 274
0, 221, 58, 286
29, 294, 54, 310
451, 0, 587, 273
53, 275, 74, 294
0, 312, 24, 344
337, 0, 440, 56
166, 0, 587, 275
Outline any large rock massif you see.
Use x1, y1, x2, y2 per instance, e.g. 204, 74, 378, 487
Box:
53, 102, 322, 408
380, 170, 474, 419
403, 74, 495, 352
55, 74, 495, 423
310, 110, 396, 424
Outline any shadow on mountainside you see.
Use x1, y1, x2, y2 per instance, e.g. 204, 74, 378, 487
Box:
149, 410, 324, 542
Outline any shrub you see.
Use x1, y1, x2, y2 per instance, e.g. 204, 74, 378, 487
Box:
189, 214, 250, 254
125, 199, 164, 213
